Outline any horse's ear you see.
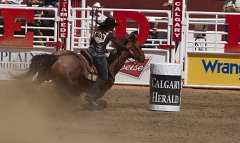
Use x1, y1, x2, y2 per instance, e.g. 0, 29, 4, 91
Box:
129, 32, 137, 41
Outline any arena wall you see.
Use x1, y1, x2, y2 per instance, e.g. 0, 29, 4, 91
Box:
0, 1, 240, 89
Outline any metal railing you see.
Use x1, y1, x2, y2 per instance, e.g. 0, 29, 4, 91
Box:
184, 11, 240, 53
70, 8, 172, 50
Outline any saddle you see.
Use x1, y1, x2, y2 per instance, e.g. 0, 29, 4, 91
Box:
79, 49, 98, 81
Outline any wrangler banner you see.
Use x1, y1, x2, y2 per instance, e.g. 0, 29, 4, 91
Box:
186, 52, 240, 87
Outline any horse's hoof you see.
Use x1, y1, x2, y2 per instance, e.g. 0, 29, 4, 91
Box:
88, 100, 108, 111
80, 93, 107, 110
79, 93, 91, 108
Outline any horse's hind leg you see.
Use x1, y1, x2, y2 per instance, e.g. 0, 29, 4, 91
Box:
31, 71, 50, 86
18, 72, 47, 94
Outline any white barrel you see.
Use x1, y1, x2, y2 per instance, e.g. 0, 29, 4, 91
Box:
149, 63, 182, 112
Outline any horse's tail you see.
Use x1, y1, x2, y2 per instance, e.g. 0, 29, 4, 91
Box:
29, 53, 58, 74
10, 54, 58, 79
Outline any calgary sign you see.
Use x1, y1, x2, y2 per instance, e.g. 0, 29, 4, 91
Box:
172, 0, 183, 41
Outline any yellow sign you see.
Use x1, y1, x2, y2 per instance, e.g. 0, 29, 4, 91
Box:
187, 53, 240, 86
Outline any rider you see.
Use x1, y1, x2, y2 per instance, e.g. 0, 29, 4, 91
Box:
82, 17, 129, 105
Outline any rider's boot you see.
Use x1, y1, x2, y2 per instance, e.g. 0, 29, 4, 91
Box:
82, 79, 106, 108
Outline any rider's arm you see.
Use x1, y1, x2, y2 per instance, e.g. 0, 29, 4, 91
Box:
108, 32, 130, 52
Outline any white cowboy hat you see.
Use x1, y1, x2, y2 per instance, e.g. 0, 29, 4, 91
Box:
163, 0, 173, 7
92, 2, 103, 8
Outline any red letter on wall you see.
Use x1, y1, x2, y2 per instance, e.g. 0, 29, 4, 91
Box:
113, 11, 150, 45
0, 9, 34, 48
224, 15, 240, 52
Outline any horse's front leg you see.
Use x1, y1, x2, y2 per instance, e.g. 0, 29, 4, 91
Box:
95, 80, 114, 99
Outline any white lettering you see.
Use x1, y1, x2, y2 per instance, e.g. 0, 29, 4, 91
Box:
61, 23, 67, 27
173, 1, 182, 40
60, 28, 66, 32
60, 17, 67, 21
174, 33, 180, 37
174, 11, 181, 17
60, 33, 66, 38
175, 7, 181, 12
60, 12, 68, 17
174, 17, 181, 22
121, 65, 144, 71
174, 23, 181, 28
60, 8, 67, 12
174, 28, 180, 33
152, 92, 180, 104
151, 78, 180, 89
175, 2, 181, 6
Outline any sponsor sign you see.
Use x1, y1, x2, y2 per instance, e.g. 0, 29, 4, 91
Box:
0, 9, 34, 47
149, 63, 182, 112
119, 58, 149, 78
59, 0, 68, 38
114, 11, 150, 45
186, 52, 240, 86
0, 50, 50, 80
115, 50, 169, 85
172, 0, 183, 41
150, 74, 181, 106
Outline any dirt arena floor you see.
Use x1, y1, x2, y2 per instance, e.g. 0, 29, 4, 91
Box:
0, 80, 240, 143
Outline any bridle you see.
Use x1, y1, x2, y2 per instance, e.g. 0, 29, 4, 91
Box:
111, 37, 144, 65
126, 40, 143, 63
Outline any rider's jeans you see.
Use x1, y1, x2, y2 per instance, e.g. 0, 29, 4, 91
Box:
87, 56, 108, 99
93, 56, 108, 81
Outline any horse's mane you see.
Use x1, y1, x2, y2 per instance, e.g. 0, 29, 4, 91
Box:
108, 49, 121, 64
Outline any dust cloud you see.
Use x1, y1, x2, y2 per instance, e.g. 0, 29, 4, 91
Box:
0, 80, 143, 143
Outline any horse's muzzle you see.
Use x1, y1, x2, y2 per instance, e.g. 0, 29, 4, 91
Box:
137, 56, 145, 63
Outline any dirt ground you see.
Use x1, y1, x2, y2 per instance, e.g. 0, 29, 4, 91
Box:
0, 80, 240, 143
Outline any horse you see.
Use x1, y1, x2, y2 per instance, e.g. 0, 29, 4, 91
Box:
13, 33, 145, 107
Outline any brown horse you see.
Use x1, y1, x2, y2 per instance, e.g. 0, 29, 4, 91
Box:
15, 34, 145, 102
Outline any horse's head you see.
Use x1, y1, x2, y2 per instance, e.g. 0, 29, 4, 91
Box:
126, 32, 145, 63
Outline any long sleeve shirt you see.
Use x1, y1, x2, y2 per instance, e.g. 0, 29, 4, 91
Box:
87, 30, 128, 58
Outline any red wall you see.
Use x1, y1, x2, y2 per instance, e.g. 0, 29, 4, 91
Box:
187, 0, 225, 12
86, 0, 225, 12
87, 0, 166, 10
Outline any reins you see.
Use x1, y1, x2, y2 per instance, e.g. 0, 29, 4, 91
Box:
115, 46, 138, 66
109, 37, 140, 67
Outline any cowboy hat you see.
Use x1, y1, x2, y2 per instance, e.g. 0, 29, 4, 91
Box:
97, 17, 120, 27
163, 0, 173, 7
92, 2, 103, 8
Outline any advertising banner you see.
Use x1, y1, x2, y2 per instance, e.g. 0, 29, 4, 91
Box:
0, 9, 34, 47
115, 50, 169, 85
172, 0, 183, 41
149, 63, 182, 112
186, 52, 240, 87
59, 0, 68, 38
0, 49, 51, 80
